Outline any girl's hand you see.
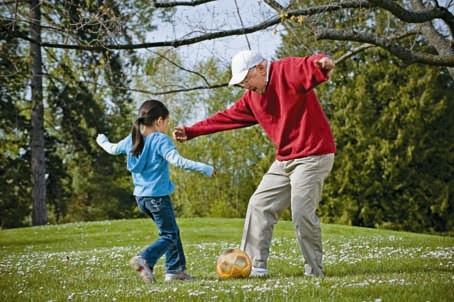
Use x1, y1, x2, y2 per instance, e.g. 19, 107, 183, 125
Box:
96, 134, 108, 145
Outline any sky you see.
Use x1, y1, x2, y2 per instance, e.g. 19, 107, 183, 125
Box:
145, 0, 290, 69
137, 0, 453, 98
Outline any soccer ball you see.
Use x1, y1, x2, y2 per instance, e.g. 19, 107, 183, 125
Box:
216, 248, 252, 279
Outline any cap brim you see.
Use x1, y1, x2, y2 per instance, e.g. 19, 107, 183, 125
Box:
228, 70, 249, 86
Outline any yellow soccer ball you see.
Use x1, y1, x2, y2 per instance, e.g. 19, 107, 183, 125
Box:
216, 248, 252, 280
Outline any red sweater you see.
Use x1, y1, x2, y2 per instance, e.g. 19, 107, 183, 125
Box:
185, 55, 336, 161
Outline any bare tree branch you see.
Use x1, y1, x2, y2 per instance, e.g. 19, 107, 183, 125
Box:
411, 0, 454, 78
1, 15, 73, 35
5, 0, 453, 69
335, 44, 376, 65
368, 0, 454, 34
43, 71, 227, 96
3, 0, 217, 8
316, 28, 454, 66
263, 0, 314, 53
264, 0, 285, 12
11, 1, 372, 50
150, 50, 212, 86
152, 0, 216, 8
43, 47, 226, 96
334, 31, 419, 64
233, 0, 251, 49
10, 17, 279, 50
147, 82, 228, 95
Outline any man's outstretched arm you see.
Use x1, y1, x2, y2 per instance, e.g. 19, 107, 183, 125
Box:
173, 97, 257, 142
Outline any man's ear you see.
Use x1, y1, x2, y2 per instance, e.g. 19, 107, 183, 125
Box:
256, 61, 267, 76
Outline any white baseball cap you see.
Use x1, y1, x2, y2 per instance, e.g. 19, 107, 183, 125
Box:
228, 50, 265, 86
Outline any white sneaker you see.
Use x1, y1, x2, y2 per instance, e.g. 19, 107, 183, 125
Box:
164, 271, 193, 282
130, 256, 155, 283
249, 267, 268, 277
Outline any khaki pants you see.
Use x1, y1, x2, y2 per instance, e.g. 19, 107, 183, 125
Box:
240, 153, 334, 276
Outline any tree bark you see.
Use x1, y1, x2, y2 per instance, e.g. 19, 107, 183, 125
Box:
411, 0, 454, 79
30, 0, 47, 225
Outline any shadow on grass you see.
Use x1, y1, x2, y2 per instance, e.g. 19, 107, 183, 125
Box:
0, 237, 66, 247
316, 263, 451, 278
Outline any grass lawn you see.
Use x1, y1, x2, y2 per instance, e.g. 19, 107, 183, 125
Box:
0, 218, 453, 301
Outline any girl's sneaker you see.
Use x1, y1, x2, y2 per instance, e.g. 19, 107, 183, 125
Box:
164, 271, 193, 282
130, 256, 155, 283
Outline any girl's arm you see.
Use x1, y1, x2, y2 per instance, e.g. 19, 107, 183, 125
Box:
165, 149, 214, 177
96, 134, 128, 155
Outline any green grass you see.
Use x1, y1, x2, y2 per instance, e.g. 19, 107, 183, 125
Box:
1, 218, 453, 301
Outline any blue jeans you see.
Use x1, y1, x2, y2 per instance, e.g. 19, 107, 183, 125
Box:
135, 196, 186, 273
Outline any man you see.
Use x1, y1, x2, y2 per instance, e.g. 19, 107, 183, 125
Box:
173, 50, 336, 277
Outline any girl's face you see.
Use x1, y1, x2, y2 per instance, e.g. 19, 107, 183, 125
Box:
155, 116, 170, 133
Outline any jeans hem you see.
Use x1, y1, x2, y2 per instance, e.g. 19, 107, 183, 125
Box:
166, 266, 186, 274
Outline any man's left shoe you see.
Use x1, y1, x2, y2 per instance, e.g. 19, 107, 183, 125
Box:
304, 264, 324, 278
249, 267, 268, 277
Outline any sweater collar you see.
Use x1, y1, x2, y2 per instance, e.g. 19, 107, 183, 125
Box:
265, 60, 271, 87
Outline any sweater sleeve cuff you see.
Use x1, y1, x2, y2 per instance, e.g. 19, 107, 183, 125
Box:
204, 165, 214, 177
184, 126, 199, 140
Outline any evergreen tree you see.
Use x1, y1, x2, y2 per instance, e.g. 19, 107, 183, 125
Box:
0, 27, 31, 227
278, 1, 454, 232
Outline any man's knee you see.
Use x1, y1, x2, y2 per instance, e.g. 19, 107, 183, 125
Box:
292, 210, 320, 228
249, 194, 262, 208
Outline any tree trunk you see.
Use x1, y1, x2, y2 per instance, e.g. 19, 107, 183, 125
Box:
30, 0, 47, 225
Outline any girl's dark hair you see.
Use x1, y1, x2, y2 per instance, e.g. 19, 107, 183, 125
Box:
131, 99, 169, 156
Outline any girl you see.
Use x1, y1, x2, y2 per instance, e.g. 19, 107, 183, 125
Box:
96, 100, 214, 283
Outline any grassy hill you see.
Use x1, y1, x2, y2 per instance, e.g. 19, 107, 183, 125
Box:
0, 218, 453, 301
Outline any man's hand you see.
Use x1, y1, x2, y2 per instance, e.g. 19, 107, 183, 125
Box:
315, 57, 335, 73
173, 127, 188, 142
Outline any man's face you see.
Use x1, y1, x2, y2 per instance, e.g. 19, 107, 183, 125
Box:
239, 63, 267, 94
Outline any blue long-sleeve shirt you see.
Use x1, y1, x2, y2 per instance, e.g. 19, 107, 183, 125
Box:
96, 132, 213, 197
